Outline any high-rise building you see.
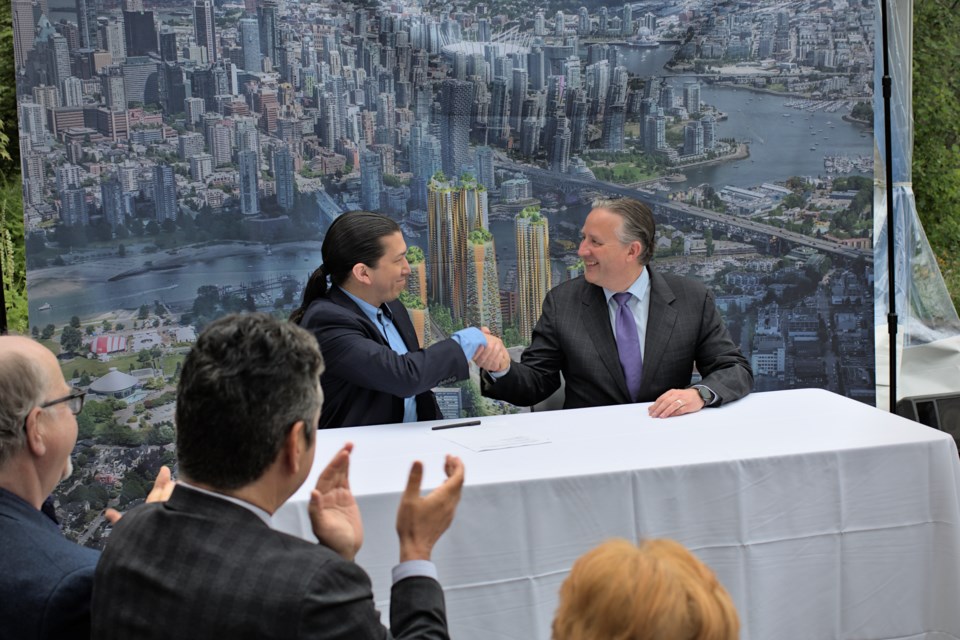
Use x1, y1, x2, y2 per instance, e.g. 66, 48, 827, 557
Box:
122, 57, 161, 107
75, 0, 97, 49
551, 117, 571, 173
238, 149, 259, 215
578, 7, 591, 35
274, 145, 295, 211
22, 151, 45, 206
12, 0, 36, 70
153, 164, 178, 222
195, 0, 218, 63
427, 175, 467, 320
179, 132, 206, 160
239, 17, 261, 72
258, 0, 278, 66
405, 245, 429, 308
684, 82, 701, 114
60, 186, 88, 226
515, 206, 551, 341
702, 114, 717, 150
102, 174, 133, 228
475, 146, 495, 192
622, 4, 634, 36
510, 68, 528, 131
359, 149, 382, 211
184, 97, 205, 125
465, 227, 503, 336
123, 9, 158, 57
684, 120, 704, 156
439, 80, 472, 179
488, 76, 510, 145
100, 17, 127, 63
190, 153, 213, 181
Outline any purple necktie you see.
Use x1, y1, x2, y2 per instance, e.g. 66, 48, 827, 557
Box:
613, 292, 643, 401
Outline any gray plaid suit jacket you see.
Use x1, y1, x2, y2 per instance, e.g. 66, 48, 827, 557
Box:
483, 267, 752, 408
92, 485, 449, 640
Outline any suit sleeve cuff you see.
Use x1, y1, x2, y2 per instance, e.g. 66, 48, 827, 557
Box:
392, 560, 439, 585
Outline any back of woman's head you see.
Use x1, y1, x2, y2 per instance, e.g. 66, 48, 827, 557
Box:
552, 538, 739, 640
290, 211, 400, 323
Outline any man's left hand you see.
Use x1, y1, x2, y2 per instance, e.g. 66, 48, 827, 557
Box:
648, 388, 705, 418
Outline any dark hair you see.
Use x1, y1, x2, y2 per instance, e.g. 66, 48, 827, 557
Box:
592, 197, 656, 266
292, 211, 400, 318
176, 313, 325, 490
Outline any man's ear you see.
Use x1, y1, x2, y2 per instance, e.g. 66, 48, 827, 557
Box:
284, 420, 308, 474
23, 408, 47, 457
627, 240, 643, 262
351, 262, 371, 286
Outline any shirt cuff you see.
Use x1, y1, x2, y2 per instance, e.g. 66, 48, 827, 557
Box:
488, 362, 511, 378
451, 327, 486, 360
392, 559, 439, 584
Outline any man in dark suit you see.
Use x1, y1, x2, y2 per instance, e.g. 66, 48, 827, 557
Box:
0, 336, 98, 640
483, 197, 752, 417
294, 210, 506, 428
92, 313, 465, 639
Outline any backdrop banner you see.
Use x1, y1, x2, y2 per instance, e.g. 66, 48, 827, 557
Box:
13, 0, 875, 546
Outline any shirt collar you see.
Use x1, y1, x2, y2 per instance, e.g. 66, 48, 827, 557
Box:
603, 267, 650, 306
337, 286, 390, 325
177, 481, 274, 528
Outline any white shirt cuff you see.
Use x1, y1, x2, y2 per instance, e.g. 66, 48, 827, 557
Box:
392, 559, 438, 584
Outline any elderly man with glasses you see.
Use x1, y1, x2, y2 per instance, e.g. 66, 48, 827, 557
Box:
0, 335, 171, 640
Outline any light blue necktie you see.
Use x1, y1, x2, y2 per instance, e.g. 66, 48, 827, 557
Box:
613, 292, 643, 401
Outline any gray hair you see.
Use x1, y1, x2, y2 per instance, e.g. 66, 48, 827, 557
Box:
592, 197, 656, 265
0, 350, 47, 467
176, 313, 325, 490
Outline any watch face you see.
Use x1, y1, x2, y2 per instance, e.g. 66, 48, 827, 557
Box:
698, 386, 711, 402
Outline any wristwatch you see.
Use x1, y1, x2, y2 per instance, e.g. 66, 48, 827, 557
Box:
694, 385, 715, 406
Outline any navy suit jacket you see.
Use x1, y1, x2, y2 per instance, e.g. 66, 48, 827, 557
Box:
299, 287, 468, 428
92, 485, 449, 640
0, 487, 99, 640
484, 268, 753, 408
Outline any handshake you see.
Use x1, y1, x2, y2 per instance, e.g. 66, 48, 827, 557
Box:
472, 327, 511, 373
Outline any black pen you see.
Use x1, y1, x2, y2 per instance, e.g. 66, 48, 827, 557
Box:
432, 420, 481, 431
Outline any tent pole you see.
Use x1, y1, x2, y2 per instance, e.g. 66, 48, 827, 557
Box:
880, 0, 897, 412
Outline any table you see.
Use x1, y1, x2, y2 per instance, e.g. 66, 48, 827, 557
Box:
273, 389, 960, 640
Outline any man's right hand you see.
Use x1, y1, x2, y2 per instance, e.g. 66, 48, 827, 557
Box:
473, 327, 511, 373
396, 455, 465, 563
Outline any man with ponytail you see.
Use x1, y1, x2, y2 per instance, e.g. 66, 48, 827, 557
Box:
293, 211, 509, 428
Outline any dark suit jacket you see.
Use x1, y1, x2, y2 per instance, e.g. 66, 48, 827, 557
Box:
0, 487, 99, 640
484, 268, 753, 408
91, 485, 449, 640
299, 287, 468, 428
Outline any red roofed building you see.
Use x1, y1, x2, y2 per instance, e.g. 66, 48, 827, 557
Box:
90, 335, 127, 355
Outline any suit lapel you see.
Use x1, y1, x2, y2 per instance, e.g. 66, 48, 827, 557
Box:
328, 287, 389, 346
642, 268, 677, 391
582, 282, 631, 401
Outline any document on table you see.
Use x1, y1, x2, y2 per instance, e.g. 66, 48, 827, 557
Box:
437, 425, 551, 452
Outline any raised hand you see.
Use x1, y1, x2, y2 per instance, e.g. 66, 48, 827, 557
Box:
104, 465, 175, 525
309, 443, 364, 561
396, 455, 465, 562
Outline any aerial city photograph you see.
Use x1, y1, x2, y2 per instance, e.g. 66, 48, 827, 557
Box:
12, 0, 875, 544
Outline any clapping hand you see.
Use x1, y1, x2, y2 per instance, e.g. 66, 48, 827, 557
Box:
309, 443, 364, 561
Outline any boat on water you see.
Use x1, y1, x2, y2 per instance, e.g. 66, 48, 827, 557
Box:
38, 303, 51, 311
265, 244, 272, 255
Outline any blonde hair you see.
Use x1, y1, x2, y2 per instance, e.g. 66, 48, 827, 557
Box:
552, 538, 739, 640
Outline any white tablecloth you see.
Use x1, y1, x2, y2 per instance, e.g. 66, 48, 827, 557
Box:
274, 388, 960, 640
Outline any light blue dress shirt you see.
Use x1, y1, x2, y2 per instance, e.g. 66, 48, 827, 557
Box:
339, 287, 485, 421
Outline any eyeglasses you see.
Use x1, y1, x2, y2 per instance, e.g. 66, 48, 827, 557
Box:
40, 389, 87, 416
